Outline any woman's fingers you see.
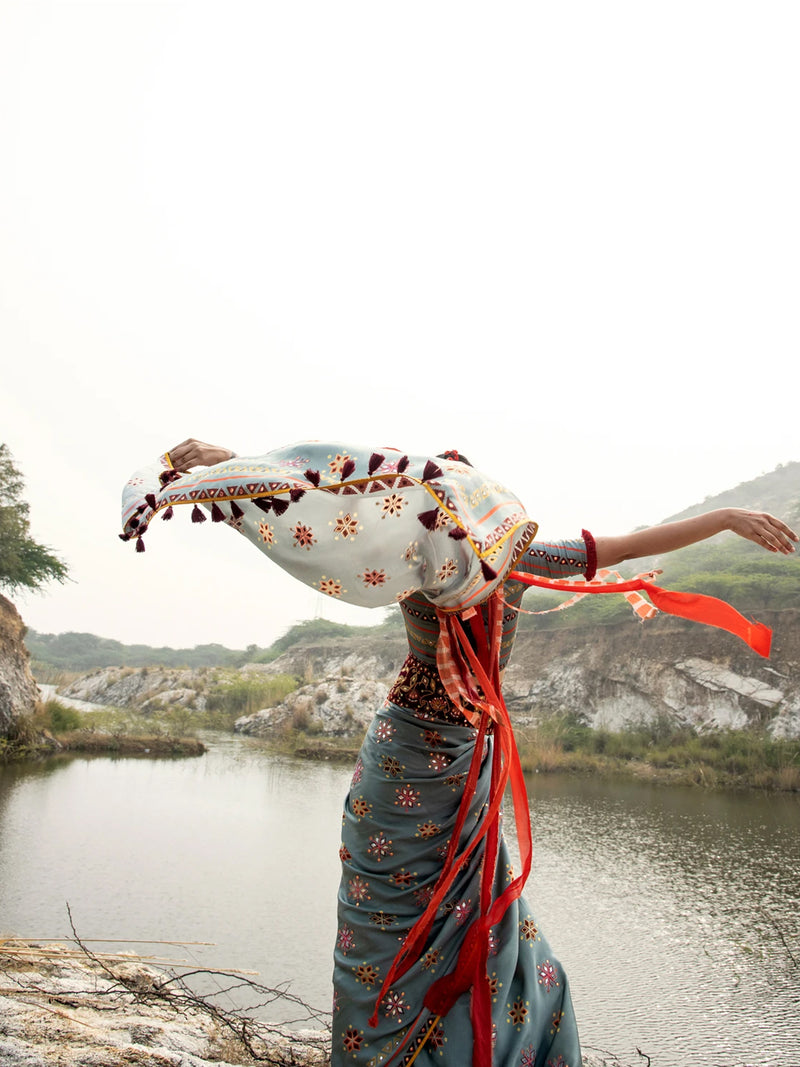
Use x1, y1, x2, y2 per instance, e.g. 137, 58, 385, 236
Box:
734, 511, 798, 554
167, 439, 233, 471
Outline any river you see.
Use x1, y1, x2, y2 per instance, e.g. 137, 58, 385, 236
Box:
0, 734, 797, 1066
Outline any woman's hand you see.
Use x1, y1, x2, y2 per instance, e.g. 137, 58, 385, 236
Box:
167, 439, 236, 471
725, 507, 798, 554
595, 507, 797, 568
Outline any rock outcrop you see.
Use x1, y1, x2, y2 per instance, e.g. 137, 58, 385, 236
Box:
56, 612, 800, 740
0, 942, 618, 1067
0, 594, 40, 737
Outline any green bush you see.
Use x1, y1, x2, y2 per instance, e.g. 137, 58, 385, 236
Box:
45, 700, 83, 732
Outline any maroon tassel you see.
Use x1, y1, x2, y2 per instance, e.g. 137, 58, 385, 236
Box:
161, 506, 174, 521
422, 460, 443, 482
418, 508, 440, 531
397, 455, 409, 473
449, 527, 468, 540
368, 452, 384, 476
271, 496, 289, 516
129, 517, 140, 530
290, 488, 306, 502
135, 536, 146, 553
119, 532, 131, 542
145, 493, 157, 510
211, 502, 226, 522
254, 497, 273, 513
480, 560, 497, 581
341, 458, 356, 479
191, 504, 207, 523
230, 501, 244, 520
305, 469, 320, 486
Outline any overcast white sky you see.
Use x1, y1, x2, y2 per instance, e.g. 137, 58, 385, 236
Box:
2, 1, 798, 650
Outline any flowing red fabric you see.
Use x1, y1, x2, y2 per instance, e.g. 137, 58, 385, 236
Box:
371, 595, 532, 1067
508, 572, 773, 658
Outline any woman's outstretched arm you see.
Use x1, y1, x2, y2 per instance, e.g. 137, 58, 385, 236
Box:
595, 508, 797, 569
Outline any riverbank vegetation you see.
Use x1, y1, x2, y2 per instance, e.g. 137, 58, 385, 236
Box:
515, 712, 800, 792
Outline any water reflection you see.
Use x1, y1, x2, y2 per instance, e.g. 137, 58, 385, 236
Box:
0, 740, 797, 1065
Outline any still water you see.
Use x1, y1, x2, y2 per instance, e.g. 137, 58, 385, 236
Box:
0, 735, 797, 1066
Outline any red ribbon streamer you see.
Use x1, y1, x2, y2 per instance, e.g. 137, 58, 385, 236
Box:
508, 572, 772, 658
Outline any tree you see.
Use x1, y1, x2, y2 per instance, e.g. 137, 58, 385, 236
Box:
0, 444, 68, 594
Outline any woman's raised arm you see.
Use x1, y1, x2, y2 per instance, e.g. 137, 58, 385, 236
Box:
595, 508, 797, 569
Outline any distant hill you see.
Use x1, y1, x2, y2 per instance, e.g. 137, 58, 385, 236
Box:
26, 463, 800, 666
519, 461, 800, 629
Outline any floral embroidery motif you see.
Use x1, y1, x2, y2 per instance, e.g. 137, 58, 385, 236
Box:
413, 884, 435, 910
383, 990, 409, 1019
389, 868, 415, 888
332, 511, 362, 539
337, 925, 356, 954
422, 947, 442, 971
424, 728, 445, 747
415, 820, 440, 839
444, 772, 467, 790
378, 493, 408, 518
453, 899, 472, 925
428, 752, 451, 772
351, 796, 372, 818
342, 1025, 364, 1053
550, 1010, 564, 1036
373, 720, 396, 743
428, 1025, 446, 1051
488, 973, 502, 1002
351, 758, 363, 785
402, 541, 419, 562
520, 1045, 537, 1067
257, 521, 275, 546
379, 755, 404, 778
507, 997, 530, 1029
436, 558, 458, 582
360, 568, 388, 587
338, 844, 351, 863
328, 453, 354, 478
292, 522, 317, 550
394, 785, 421, 808
369, 910, 397, 929
353, 962, 380, 986
538, 960, 560, 992
347, 875, 371, 905
546, 1057, 568, 1067
317, 575, 344, 597
487, 928, 499, 956
367, 831, 394, 861
520, 917, 539, 941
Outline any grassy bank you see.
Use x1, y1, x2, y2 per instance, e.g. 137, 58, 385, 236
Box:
1, 700, 206, 761
515, 713, 800, 792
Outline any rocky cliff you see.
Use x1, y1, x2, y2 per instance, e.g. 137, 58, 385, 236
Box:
0, 594, 40, 738
60, 612, 800, 740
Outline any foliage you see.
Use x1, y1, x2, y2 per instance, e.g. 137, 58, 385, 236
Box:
44, 699, 83, 732
0, 444, 68, 594
517, 713, 800, 791
205, 673, 298, 719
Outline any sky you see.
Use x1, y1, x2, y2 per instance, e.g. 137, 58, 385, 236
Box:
1, 1, 798, 651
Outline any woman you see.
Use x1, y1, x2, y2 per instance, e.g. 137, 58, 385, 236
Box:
122, 439, 796, 1067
